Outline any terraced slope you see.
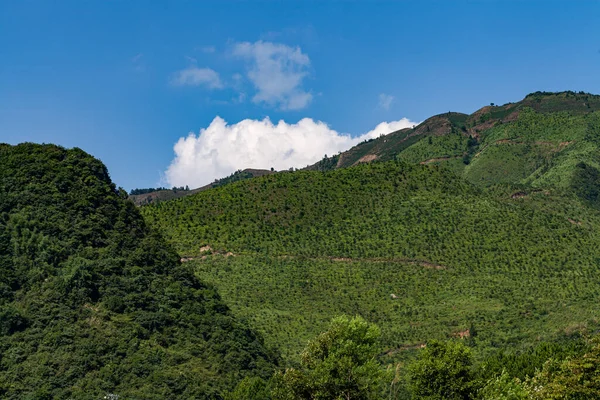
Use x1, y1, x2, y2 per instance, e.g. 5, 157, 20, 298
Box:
141, 160, 600, 362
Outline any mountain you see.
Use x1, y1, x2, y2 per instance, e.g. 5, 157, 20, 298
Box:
310, 91, 600, 193
140, 91, 600, 365
134, 91, 600, 209
129, 168, 274, 206
0, 143, 277, 399
4, 91, 600, 397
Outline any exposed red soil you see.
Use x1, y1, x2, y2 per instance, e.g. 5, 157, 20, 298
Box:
452, 329, 471, 339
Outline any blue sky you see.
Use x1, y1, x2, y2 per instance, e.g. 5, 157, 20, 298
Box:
1, 1, 599, 190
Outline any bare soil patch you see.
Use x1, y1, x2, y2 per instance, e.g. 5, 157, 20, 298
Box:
352, 154, 379, 166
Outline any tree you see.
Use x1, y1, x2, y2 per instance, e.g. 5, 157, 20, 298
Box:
478, 370, 528, 400
408, 340, 475, 400
228, 376, 271, 400
272, 315, 385, 399
524, 338, 600, 399
571, 162, 600, 207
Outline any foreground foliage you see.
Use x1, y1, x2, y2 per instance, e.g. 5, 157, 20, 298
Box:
272, 316, 384, 400
524, 337, 600, 399
408, 340, 474, 399
245, 316, 599, 399
407, 334, 600, 400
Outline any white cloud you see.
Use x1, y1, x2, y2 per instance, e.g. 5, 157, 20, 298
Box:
165, 116, 418, 187
232, 41, 312, 110
170, 67, 223, 89
378, 93, 394, 110
361, 118, 416, 140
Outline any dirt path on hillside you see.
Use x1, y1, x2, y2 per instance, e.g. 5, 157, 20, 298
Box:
294, 255, 447, 269
473, 138, 574, 159
181, 250, 448, 270
494, 138, 574, 150
420, 155, 463, 164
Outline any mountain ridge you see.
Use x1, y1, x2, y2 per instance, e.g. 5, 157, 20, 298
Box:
310, 91, 600, 173
132, 91, 600, 205
129, 168, 274, 206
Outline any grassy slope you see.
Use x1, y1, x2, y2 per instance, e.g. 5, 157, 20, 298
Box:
464, 110, 600, 188
141, 160, 600, 363
308, 113, 467, 171
380, 102, 600, 197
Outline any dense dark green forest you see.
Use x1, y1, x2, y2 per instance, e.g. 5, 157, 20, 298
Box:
0, 143, 277, 399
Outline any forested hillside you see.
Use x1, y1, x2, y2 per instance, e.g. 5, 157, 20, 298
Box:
0, 143, 277, 399
134, 93, 600, 399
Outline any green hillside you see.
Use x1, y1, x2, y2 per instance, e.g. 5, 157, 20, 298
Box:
309, 112, 469, 171
310, 92, 600, 195
141, 160, 600, 363
464, 109, 600, 189
0, 143, 277, 399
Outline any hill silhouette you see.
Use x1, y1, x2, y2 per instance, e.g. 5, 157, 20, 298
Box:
129, 169, 274, 206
